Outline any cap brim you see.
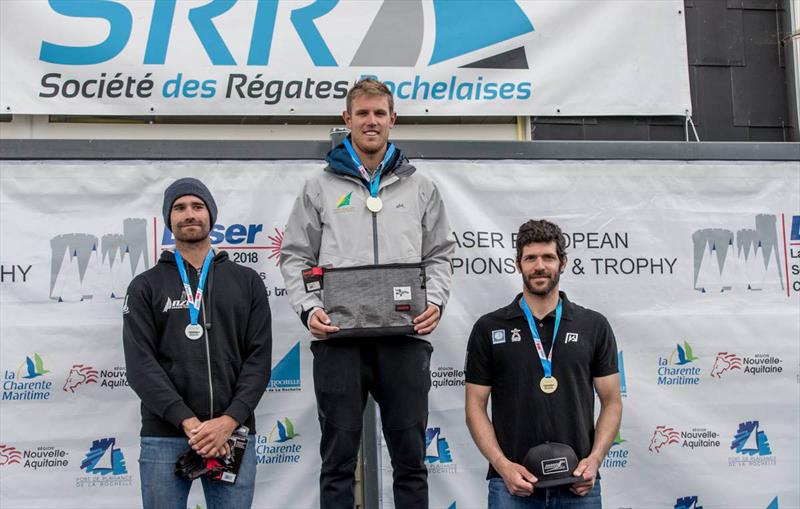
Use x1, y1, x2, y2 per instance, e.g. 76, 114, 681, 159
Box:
535, 475, 584, 489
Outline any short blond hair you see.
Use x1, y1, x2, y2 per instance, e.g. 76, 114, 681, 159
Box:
346, 78, 394, 113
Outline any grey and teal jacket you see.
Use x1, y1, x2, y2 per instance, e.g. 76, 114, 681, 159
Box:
280, 140, 456, 327
123, 249, 272, 437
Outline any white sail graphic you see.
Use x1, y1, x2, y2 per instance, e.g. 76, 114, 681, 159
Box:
742, 425, 759, 451
425, 430, 439, 458
94, 443, 115, 470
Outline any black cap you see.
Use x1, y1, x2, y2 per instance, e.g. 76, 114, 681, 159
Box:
162, 177, 217, 232
522, 442, 584, 489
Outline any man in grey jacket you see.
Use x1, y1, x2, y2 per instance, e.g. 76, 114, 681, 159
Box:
280, 79, 455, 509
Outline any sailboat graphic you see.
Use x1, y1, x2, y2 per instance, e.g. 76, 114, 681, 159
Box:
350, 0, 534, 68
80, 437, 128, 475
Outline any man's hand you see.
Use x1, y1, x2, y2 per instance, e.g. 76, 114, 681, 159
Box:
309, 308, 339, 339
570, 456, 600, 496
181, 417, 203, 439
413, 304, 441, 335
187, 415, 239, 458
495, 458, 537, 497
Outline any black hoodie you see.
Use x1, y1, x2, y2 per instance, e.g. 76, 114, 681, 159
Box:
123, 249, 272, 437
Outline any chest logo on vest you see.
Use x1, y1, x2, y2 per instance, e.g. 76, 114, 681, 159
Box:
491, 330, 506, 344
511, 328, 522, 342
565, 333, 579, 344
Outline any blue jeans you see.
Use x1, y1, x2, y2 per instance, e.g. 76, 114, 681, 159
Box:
139, 436, 256, 509
488, 478, 602, 509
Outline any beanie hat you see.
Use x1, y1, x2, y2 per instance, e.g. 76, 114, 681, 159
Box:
162, 178, 217, 232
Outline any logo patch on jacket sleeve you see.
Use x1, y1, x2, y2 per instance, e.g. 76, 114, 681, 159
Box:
491, 330, 506, 344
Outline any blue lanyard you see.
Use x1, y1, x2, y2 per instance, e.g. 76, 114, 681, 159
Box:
173, 249, 214, 326
519, 297, 562, 379
342, 137, 396, 198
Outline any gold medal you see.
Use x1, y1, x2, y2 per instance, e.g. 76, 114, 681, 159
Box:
539, 376, 558, 394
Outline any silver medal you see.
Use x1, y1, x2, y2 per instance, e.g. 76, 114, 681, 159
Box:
366, 196, 383, 213
185, 324, 204, 340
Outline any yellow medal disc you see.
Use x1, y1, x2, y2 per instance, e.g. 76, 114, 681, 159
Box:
539, 376, 558, 394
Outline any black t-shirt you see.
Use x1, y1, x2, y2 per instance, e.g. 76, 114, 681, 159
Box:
465, 291, 618, 479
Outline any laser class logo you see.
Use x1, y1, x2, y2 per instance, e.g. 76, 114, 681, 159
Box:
602, 431, 629, 469
162, 222, 283, 266
729, 421, 776, 467
63, 364, 99, 393
425, 427, 457, 474
2, 354, 54, 401
266, 342, 300, 392
256, 418, 303, 465
0, 445, 22, 466
657, 341, 701, 385
692, 214, 785, 294
649, 426, 680, 453
50, 219, 150, 302
710, 352, 783, 379
80, 438, 127, 475
674, 496, 703, 509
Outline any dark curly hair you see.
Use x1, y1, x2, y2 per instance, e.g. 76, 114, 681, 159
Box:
515, 219, 567, 263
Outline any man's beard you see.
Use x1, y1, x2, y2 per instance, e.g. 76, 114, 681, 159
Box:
523, 269, 561, 296
174, 222, 209, 244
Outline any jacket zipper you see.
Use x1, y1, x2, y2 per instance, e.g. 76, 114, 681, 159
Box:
192, 263, 214, 419
372, 211, 379, 264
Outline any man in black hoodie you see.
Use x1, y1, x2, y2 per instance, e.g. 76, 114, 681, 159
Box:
123, 177, 272, 509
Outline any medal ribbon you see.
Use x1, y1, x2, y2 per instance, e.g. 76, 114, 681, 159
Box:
342, 137, 396, 198
173, 249, 214, 327
519, 297, 562, 379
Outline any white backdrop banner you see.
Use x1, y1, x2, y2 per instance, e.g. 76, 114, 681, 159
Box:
0, 159, 798, 509
0, 0, 691, 116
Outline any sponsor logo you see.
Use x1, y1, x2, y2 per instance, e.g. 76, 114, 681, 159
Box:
766, 496, 779, 509
63, 364, 99, 393
0, 445, 22, 466
731, 421, 772, 456
0, 264, 32, 284
602, 431, 629, 469
2, 354, 54, 401
692, 214, 784, 294
564, 332, 578, 344
657, 342, 701, 385
674, 496, 703, 509
163, 293, 190, 312
393, 286, 412, 301
541, 457, 568, 475
50, 218, 150, 302
711, 352, 783, 379
728, 420, 776, 467
491, 330, 506, 344
76, 438, 132, 488
446, 503, 457, 509
618, 351, 627, 397
432, 366, 465, 389
511, 328, 521, 342
256, 418, 302, 465
649, 426, 721, 453
80, 438, 127, 475
0, 444, 69, 470
162, 222, 283, 267
425, 427, 456, 474
648, 426, 680, 453
336, 192, 352, 208
267, 342, 301, 392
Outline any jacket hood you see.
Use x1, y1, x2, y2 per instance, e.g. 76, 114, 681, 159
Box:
158, 248, 229, 265
324, 137, 415, 184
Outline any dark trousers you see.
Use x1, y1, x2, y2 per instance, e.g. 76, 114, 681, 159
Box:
311, 336, 433, 509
